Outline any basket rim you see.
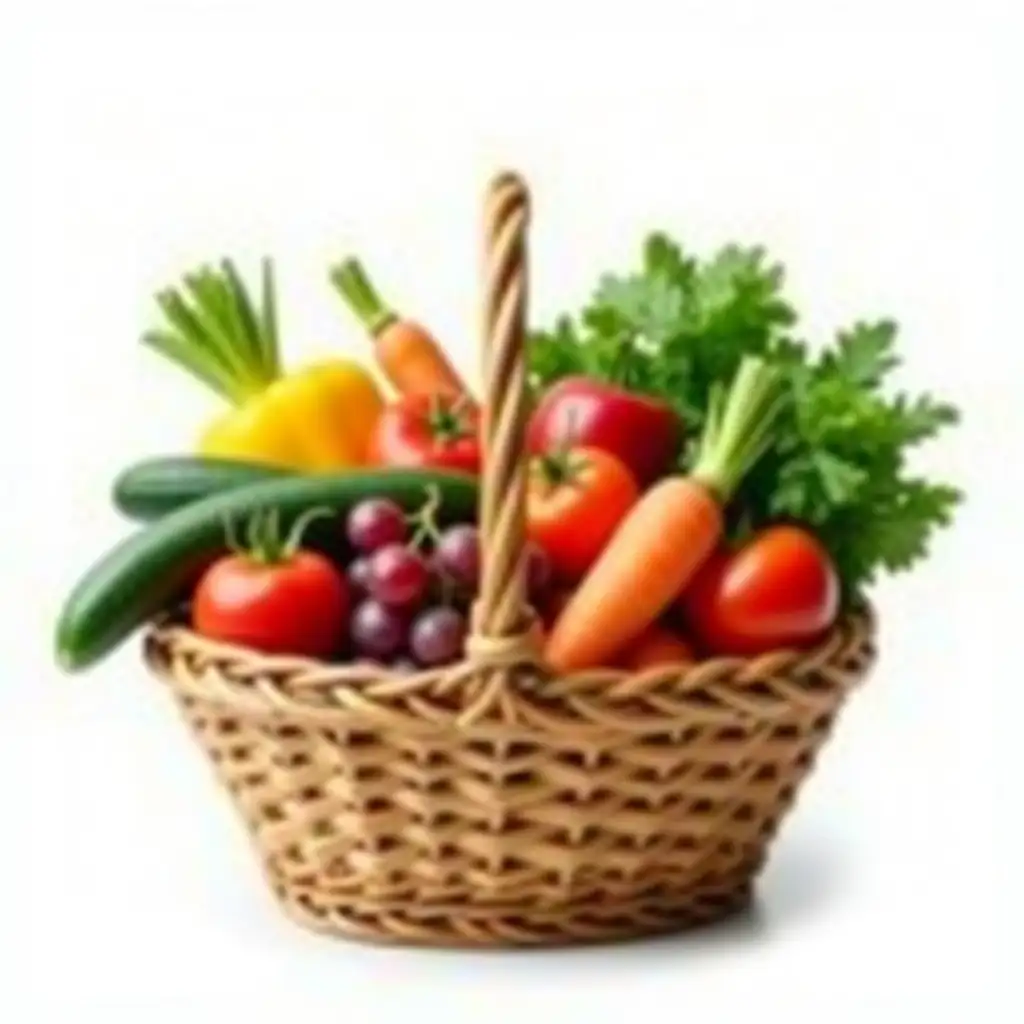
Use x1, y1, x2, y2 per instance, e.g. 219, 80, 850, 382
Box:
147, 603, 874, 683
143, 605, 876, 733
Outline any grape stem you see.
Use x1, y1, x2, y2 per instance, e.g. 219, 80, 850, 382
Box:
407, 485, 444, 549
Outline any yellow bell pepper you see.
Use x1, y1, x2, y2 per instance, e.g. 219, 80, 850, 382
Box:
144, 259, 384, 470
199, 360, 383, 469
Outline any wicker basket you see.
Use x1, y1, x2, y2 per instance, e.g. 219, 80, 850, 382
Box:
144, 172, 876, 947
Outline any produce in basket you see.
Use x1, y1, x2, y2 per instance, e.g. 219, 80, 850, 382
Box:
345, 496, 409, 552
681, 525, 840, 656
337, 491, 549, 668
56, 470, 478, 671
350, 599, 407, 661
113, 456, 291, 521
546, 355, 787, 671
143, 260, 383, 470
530, 235, 961, 601
331, 256, 470, 401
433, 523, 481, 589
525, 444, 638, 580
65, 232, 962, 672
369, 393, 482, 474
619, 626, 695, 669
192, 508, 349, 658
409, 606, 468, 667
527, 376, 680, 485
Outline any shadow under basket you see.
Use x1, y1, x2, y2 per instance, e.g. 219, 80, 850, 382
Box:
142, 173, 877, 947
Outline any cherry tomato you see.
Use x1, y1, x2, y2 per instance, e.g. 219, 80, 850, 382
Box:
681, 525, 840, 657
620, 626, 695, 669
526, 446, 638, 581
193, 550, 350, 658
369, 394, 481, 474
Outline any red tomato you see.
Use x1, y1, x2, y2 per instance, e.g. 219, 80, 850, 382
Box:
614, 622, 696, 671
193, 550, 351, 658
526, 446, 638, 581
681, 526, 840, 657
369, 394, 481, 474
619, 626, 696, 669
528, 376, 681, 485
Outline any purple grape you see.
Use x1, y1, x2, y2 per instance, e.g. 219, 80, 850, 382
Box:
426, 549, 447, 580
350, 600, 406, 659
346, 499, 406, 553
348, 556, 373, 595
435, 524, 480, 589
369, 544, 429, 607
526, 543, 553, 598
410, 607, 467, 667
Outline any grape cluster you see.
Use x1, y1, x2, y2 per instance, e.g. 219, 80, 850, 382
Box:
344, 497, 552, 670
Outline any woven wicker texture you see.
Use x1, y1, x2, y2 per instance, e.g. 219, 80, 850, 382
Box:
145, 172, 877, 946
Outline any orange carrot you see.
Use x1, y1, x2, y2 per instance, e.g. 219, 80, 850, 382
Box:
331, 258, 470, 402
547, 479, 720, 671
620, 626, 696, 670
546, 357, 785, 673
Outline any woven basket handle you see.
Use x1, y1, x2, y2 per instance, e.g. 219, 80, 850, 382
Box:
470, 172, 534, 651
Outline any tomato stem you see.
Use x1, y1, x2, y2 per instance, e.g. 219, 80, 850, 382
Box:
426, 393, 473, 446
222, 505, 333, 564
223, 513, 246, 556
282, 507, 334, 560
534, 446, 588, 492
533, 407, 587, 490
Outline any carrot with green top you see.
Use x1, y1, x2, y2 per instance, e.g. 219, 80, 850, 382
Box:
331, 258, 471, 402
545, 356, 787, 673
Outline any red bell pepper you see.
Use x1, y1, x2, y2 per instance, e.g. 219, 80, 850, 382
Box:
527, 376, 681, 485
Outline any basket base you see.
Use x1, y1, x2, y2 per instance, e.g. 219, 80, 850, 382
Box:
270, 877, 755, 948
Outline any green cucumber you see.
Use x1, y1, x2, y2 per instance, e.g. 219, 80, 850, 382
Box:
113, 456, 291, 520
58, 469, 479, 673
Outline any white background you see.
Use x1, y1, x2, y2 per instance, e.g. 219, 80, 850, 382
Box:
4, 1, 1018, 1019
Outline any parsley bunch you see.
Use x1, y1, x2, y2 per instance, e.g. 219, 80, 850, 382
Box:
529, 233, 961, 598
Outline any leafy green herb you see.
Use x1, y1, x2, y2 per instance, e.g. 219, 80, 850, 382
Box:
529, 234, 961, 598
530, 234, 794, 438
